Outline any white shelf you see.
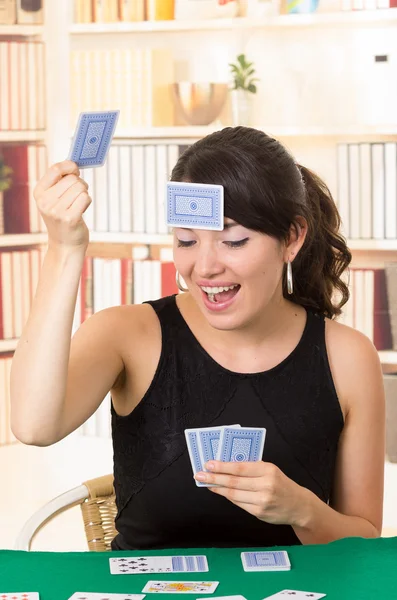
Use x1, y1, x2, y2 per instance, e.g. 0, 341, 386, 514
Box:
0, 339, 18, 353
89, 232, 173, 245
0, 24, 44, 37
112, 126, 219, 140
69, 9, 397, 34
0, 131, 46, 143
348, 239, 397, 251
0, 234, 47, 248
379, 351, 397, 367
110, 125, 397, 141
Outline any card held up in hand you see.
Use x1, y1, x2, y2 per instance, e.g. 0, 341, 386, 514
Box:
68, 110, 120, 168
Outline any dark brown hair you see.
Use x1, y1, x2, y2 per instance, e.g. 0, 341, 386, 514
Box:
171, 126, 351, 319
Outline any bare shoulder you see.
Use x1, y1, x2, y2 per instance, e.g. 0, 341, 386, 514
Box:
324, 317, 384, 417
96, 302, 162, 414
96, 302, 161, 364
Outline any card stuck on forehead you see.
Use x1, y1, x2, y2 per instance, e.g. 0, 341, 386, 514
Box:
166, 181, 224, 230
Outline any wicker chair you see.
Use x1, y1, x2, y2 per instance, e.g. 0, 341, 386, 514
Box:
14, 474, 118, 551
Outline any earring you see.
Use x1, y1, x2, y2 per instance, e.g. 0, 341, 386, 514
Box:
287, 260, 293, 295
176, 270, 189, 293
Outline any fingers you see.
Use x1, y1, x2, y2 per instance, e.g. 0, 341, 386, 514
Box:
195, 472, 262, 491
35, 160, 80, 195
204, 460, 267, 477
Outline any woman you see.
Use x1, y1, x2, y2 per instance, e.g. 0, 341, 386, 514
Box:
10, 127, 385, 551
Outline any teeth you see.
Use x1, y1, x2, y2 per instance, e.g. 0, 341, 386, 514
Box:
201, 284, 238, 294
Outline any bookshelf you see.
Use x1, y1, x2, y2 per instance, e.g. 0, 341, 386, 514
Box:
69, 8, 397, 34
0, 24, 43, 36
1, 0, 397, 375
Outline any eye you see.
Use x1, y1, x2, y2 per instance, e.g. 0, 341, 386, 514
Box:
177, 239, 196, 248
224, 238, 249, 248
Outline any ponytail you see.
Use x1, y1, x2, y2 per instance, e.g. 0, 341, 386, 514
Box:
287, 165, 352, 319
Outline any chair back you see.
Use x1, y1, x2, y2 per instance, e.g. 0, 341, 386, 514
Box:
81, 474, 118, 551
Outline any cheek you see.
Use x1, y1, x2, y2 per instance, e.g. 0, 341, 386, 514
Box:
173, 250, 193, 278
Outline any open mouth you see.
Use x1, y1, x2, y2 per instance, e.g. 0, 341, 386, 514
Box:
200, 284, 241, 304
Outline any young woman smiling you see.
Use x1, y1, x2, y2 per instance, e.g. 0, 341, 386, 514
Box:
10, 126, 385, 551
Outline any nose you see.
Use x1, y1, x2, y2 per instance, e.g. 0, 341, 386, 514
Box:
194, 243, 224, 279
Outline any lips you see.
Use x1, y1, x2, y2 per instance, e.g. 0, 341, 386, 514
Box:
200, 284, 241, 312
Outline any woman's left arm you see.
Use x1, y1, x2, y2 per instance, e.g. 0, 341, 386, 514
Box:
293, 321, 385, 543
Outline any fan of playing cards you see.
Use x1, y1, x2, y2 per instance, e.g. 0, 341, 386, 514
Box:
185, 425, 266, 486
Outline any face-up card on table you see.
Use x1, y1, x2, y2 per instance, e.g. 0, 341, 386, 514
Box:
166, 181, 224, 231
200, 597, 247, 600
261, 591, 326, 599
141, 580, 219, 593
0, 595, 39, 600
68, 110, 120, 168
68, 594, 145, 600
110, 555, 208, 574
217, 426, 266, 462
241, 550, 291, 571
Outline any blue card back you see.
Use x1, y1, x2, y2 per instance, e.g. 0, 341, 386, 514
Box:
166, 181, 224, 230
218, 427, 266, 463
68, 110, 120, 168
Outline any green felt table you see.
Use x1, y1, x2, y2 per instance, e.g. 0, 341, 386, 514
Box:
1, 537, 396, 599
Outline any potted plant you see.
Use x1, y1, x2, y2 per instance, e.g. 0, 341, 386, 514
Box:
0, 155, 13, 235
229, 53, 259, 126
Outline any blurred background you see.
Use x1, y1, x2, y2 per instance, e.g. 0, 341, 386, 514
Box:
0, 0, 396, 550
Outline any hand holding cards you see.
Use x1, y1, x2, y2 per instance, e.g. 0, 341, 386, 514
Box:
185, 425, 266, 486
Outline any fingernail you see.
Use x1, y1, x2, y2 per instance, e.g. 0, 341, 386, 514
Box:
206, 462, 215, 471
195, 473, 207, 482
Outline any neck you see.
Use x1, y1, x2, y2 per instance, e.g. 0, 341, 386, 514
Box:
179, 291, 304, 351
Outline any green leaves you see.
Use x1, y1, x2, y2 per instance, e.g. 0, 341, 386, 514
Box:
0, 156, 13, 192
229, 53, 259, 94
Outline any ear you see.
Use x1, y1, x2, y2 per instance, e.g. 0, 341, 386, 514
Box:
283, 216, 308, 262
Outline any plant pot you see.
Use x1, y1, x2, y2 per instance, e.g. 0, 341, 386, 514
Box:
231, 89, 253, 127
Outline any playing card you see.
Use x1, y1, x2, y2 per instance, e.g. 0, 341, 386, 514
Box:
68, 110, 120, 168
217, 427, 266, 462
241, 551, 291, 571
185, 428, 208, 487
199, 425, 241, 468
200, 597, 246, 600
68, 594, 145, 600
0, 595, 39, 600
261, 591, 326, 599
166, 181, 224, 230
110, 555, 208, 574
141, 580, 219, 594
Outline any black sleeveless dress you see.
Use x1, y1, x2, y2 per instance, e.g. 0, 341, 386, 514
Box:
110, 295, 344, 551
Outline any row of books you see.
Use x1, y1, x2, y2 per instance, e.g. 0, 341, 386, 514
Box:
0, 0, 43, 25
74, 0, 155, 23
338, 267, 394, 350
337, 143, 397, 240
70, 48, 175, 129
0, 42, 46, 132
72, 254, 178, 332
3, 138, 397, 242
0, 142, 189, 236
340, 0, 397, 8
0, 246, 178, 341
82, 143, 186, 234
0, 144, 47, 235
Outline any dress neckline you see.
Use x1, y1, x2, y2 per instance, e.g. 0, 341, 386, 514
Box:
171, 294, 311, 378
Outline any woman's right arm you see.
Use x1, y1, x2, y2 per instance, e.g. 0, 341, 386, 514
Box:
10, 160, 125, 446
